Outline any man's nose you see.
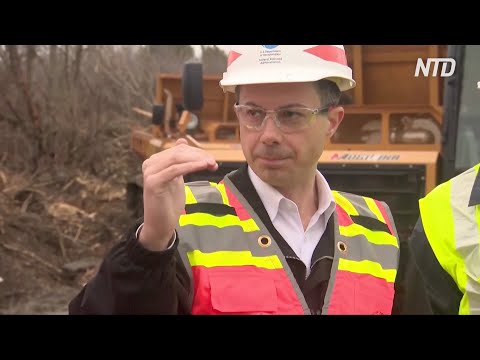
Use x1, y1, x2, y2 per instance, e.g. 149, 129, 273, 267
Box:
259, 115, 282, 145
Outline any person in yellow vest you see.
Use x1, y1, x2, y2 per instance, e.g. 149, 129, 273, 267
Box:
409, 163, 480, 314
69, 46, 432, 315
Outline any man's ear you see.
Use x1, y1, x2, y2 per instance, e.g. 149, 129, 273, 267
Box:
326, 106, 344, 138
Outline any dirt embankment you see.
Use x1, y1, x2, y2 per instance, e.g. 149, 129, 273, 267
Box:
0, 139, 142, 314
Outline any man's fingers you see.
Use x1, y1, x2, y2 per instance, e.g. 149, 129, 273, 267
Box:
144, 160, 215, 190
144, 152, 217, 178
144, 145, 216, 177
175, 138, 188, 146
207, 162, 219, 171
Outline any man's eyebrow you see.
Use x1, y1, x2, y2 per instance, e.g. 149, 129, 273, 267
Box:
243, 101, 262, 107
277, 103, 309, 109
242, 101, 310, 109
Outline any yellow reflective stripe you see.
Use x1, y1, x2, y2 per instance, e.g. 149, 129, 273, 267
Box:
212, 183, 230, 206
187, 250, 283, 269
332, 191, 358, 216
460, 291, 471, 314
339, 224, 399, 247
180, 213, 259, 232
419, 181, 467, 294
184, 186, 197, 205
338, 258, 396, 283
364, 197, 386, 223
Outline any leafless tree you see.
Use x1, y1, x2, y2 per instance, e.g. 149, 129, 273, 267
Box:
0, 45, 229, 177
201, 45, 227, 75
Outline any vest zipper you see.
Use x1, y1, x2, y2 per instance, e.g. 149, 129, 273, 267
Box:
285, 255, 327, 314
285, 255, 302, 262
284, 255, 307, 279
286, 255, 334, 280
309, 255, 334, 279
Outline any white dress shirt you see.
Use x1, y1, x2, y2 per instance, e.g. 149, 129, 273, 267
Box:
248, 166, 336, 277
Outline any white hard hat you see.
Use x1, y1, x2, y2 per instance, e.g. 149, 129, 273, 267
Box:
219, 45, 356, 93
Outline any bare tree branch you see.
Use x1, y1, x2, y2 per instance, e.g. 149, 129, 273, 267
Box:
26, 46, 36, 86
47, 45, 57, 95
6, 45, 21, 83
73, 45, 83, 82
64, 45, 70, 87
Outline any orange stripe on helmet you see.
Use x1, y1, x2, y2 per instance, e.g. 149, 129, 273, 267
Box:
227, 51, 242, 67
303, 45, 347, 66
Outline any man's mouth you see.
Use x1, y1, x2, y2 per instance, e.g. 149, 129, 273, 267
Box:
256, 157, 289, 167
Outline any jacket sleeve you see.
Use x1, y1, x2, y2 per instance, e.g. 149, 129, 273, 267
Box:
391, 233, 433, 315
68, 220, 192, 315
406, 217, 462, 314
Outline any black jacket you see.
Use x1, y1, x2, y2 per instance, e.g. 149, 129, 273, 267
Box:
69, 165, 433, 315
408, 218, 462, 314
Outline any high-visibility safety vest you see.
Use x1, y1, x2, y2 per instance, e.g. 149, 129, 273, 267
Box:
176, 175, 400, 315
419, 163, 480, 315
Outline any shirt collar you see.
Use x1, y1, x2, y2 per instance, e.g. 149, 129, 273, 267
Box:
248, 166, 285, 221
248, 166, 336, 221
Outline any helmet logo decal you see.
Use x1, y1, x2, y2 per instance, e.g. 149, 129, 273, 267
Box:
259, 46, 282, 65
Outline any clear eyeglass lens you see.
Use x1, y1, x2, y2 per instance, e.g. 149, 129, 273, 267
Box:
236, 106, 314, 131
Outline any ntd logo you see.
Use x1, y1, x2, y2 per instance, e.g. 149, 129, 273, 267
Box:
262, 45, 279, 49
414, 58, 456, 77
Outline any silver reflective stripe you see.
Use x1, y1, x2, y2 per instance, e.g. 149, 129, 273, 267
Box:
321, 212, 341, 315
346, 192, 378, 218
451, 168, 480, 314
177, 224, 281, 256
465, 281, 480, 314
178, 180, 223, 307
346, 193, 398, 238
341, 191, 398, 240
338, 233, 399, 269
381, 201, 399, 238
187, 181, 223, 204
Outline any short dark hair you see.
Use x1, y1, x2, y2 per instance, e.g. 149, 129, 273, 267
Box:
235, 79, 341, 107
312, 79, 341, 107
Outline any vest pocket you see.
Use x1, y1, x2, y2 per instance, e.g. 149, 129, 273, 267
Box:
209, 273, 278, 314
328, 271, 395, 315
353, 278, 394, 315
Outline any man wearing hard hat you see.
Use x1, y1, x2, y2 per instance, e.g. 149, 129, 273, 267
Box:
69, 46, 432, 315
